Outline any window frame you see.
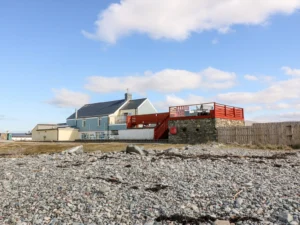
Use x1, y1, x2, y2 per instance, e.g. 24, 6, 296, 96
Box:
111, 130, 119, 135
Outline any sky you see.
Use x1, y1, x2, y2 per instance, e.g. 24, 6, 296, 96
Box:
1, 0, 300, 132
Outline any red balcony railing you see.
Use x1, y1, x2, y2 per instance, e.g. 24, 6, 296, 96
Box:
169, 102, 244, 120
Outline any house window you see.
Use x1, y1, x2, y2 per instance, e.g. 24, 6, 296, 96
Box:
81, 133, 88, 139
111, 130, 119, 135
98, 118, 101, 127
82, 120, 86, 127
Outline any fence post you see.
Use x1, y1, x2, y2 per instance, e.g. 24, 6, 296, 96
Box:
235, 127, 237, 143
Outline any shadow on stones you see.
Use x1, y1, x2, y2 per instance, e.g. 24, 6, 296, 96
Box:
145, 184, 169, 192
86, 176, 124, 184
155, 214, 261, 225
153, 152, 297, 162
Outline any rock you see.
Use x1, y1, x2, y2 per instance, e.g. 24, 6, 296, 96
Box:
225, 206, 231, 213
142, 149, 150, 155
278, 211, 293, 223
244, 181, 253, 187
144, 220, 155, 225
231, 209, 240, 214
187, 203, 199, 212
214, 220, 231, 225
62, 145, 84, 154
257, 208, 264, 215
126, 145, 144, 155
235, 198, 244, 208
88, 157, 97, 162
98, 185, 110, 194
144, 149, 156, 155
1, 143, 299, 224
165, 148, 179, 154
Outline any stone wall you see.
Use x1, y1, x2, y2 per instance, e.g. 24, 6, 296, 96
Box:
215, 118, 245, 128
169, 118, 245, 144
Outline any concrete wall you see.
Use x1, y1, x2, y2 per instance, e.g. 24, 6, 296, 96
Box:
169, 118, 245, 144
32, 126, 78, 142
32, 129, 58, 142
12, 137, 32, 141
58, 129, 78, 141
118, 129, 154, 140
137, 99, 157, 115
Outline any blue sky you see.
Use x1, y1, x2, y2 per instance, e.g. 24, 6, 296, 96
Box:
1, 0, 300, 132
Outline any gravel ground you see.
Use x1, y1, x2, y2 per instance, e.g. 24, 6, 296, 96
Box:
0, 144, 299, 225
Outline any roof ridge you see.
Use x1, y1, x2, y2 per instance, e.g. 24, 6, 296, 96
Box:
83, 99, 125, 106
129, 98, 147, 101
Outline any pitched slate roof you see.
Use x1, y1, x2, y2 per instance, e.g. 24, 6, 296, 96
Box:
67, 99, 126, 119
11, 133, 32, 137
120, 98, 147, 110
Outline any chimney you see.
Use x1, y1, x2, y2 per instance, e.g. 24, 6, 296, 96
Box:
125, 90, 132, 101
75, 109, 78, 119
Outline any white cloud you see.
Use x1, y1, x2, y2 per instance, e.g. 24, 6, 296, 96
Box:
282, 66, 300, 76
85, 67, 237, 94
249, 112, 300, 123
244, 75, 258, 81
245, 105, 263, 113
217, 77, 300, 104
82, 0, 300, 43
266, 103, 291, 110
48, 89, 90, 108
279, 112, 300, 120
154, 94, 207, 111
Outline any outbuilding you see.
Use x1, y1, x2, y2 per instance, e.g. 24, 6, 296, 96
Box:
32, 124, 79, 142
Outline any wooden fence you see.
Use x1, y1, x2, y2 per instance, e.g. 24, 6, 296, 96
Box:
217, 122, 300, 146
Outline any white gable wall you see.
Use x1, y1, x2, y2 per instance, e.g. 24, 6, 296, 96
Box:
137, 99, 157, 115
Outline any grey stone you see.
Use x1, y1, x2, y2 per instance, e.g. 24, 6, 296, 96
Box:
244, 182, 253, 187
225, 206, 231, 213
98, 185, 110, 194
278, 212, 293, 223
214, 220, 231, 225
62, 145, 84, 154
165, 148, 179, 154
257, 208, 264, 215
289, 221, 299, 225
231, 209, 240, 214
88, 157, 97, 162
126, 145, 144, 155
1, 143, 299, 225
235, 198, 244, 208
144, 220, 155, 225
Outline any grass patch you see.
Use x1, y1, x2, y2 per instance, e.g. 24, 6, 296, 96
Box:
0, 142, 185, 156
